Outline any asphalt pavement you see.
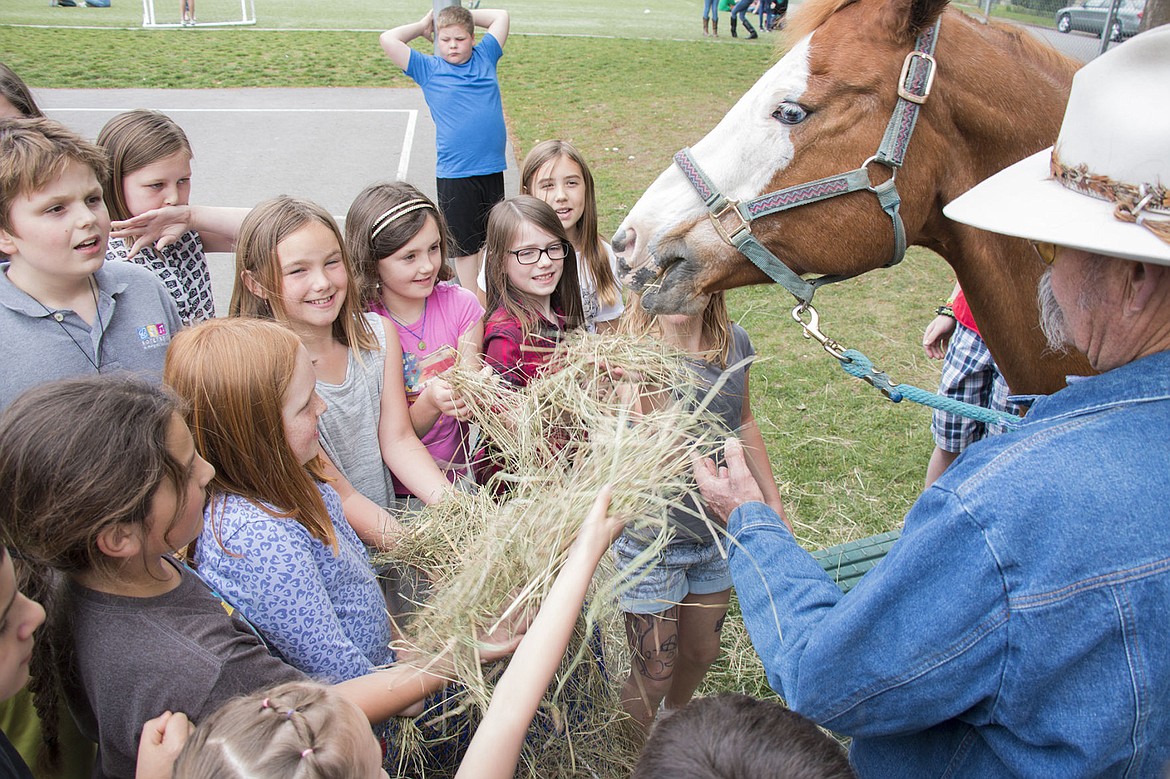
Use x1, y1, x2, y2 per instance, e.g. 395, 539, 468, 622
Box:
36, 86, 519, 311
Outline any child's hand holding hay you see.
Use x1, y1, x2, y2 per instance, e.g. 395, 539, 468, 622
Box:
456, 486, 626, 779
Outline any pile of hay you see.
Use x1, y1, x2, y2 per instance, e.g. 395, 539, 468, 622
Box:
378, 332, 729, 778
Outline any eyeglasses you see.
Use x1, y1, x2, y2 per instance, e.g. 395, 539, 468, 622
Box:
1030, 240, 1058, 265
508, 242, 569, 265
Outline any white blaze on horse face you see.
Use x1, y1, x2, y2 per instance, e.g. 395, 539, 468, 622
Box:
617, 35, 812, 269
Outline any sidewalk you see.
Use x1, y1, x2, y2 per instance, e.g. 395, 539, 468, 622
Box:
36, 86, 519, 310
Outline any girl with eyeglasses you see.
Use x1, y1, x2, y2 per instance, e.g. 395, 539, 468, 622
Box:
477, 140, 624, 332
481, 196, 585, 387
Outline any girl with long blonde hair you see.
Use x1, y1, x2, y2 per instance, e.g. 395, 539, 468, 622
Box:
231, 196, 452, 540
615, 291, 785, 736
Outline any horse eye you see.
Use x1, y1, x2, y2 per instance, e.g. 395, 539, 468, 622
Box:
772, 102, 808, 125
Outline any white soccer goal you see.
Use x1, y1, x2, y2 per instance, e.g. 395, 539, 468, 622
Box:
141, 0, 256, 28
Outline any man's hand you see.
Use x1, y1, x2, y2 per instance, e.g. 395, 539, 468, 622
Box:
693, 438, 765, 526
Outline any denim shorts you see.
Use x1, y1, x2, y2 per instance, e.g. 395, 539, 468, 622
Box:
612, 533, 733, 615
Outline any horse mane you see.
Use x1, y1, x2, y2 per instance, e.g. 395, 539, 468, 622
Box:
978, 14, 1080, 78
786, 0, 1077, 79
785, 0, 859, 44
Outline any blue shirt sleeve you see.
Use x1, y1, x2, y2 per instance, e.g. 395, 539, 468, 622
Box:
727, 491, 1008, 736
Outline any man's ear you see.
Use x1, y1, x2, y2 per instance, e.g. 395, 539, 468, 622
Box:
241, 270, 268, 300
95, 523, 144, 561
1124, 261, 1167, 314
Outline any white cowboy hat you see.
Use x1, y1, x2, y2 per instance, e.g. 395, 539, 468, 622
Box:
944, 24, 1170, 266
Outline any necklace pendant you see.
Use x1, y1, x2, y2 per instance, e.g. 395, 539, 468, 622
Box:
417, 340, 426, 350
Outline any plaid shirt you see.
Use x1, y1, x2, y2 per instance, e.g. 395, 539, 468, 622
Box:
482, 306, 567, 388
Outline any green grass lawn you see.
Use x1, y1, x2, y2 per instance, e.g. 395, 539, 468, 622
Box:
1, 3, 956, 702
5, 0, 727, 36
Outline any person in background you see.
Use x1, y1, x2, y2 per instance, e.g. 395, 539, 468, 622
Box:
381, 5, 511, 293
921, 282, 1016, 487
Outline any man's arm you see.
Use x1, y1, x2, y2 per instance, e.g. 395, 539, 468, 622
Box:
696, 439, 1007, 736
380, 10, 434, 71
473, 8, 510, 47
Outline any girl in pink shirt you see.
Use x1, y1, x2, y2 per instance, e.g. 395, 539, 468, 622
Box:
346, 182, 484, 498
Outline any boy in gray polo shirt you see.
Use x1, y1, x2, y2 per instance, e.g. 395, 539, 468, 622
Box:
0, 117, 182, 411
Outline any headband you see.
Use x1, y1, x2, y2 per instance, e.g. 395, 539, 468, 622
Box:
370, 199, 436, 242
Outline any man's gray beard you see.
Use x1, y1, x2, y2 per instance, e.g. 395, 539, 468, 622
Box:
1037, 267, 1071, 351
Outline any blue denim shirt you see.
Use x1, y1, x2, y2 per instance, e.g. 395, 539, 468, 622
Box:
728, 350, 1170, 778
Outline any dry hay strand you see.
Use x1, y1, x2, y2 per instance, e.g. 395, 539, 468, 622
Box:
376, 332, 728, 777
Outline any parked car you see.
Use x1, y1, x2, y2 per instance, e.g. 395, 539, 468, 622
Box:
1055, 0, 1145, 41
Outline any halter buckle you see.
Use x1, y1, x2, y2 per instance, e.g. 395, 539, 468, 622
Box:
710, 200, 752, 246
792, 304, 849, 361
897, 51, 936, 105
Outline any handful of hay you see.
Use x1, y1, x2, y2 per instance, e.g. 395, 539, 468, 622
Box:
379, 332, 728, 778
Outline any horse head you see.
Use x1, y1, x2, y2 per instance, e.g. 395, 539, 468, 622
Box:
614, 0, 1086, 392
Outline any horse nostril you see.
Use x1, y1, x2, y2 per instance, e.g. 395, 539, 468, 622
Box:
612, 227, 635, 254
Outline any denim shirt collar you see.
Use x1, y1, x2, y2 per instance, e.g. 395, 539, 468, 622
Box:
1019, 350, 1170, 428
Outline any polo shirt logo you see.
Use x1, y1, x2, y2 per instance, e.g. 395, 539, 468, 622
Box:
137, 322, 171, 349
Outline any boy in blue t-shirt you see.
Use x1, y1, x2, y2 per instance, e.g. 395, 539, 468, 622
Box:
381, 6, 510, 293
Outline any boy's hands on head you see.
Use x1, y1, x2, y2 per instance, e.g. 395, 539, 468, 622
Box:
381, 10, 433, 68
418, 9, 435, 41
472, 8, 510, 46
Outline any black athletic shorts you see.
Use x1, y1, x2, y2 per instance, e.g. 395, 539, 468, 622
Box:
436, 172, 506, 257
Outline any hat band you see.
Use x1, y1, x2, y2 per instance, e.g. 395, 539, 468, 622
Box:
1050, 151, 1170, 247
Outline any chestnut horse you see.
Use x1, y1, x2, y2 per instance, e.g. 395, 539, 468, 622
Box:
613, 0, 1090, 395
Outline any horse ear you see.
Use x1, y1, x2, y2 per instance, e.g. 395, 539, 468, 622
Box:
880, 0, 948, 42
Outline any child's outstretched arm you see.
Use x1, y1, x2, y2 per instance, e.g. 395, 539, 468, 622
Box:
472, 8, 510, 47
455, 486, 624, 779
381, 10, 434, 71
738, 368, 788, 525
110, 205, 249, 257
336, 619, 524, 724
